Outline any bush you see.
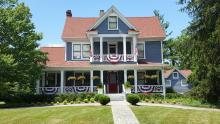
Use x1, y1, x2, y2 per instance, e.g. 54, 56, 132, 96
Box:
90, 98, 95, 103
166, 87, 176, 93
94, 94, 103, 101
126, 94, 140, 105
83, 99, 89, 103
63, 100, 68, 105
98, 95, 110, 105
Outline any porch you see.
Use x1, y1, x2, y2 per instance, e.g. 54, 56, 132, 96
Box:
36, 69, 165, 95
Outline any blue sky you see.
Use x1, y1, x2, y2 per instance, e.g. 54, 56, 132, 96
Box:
21, 0, 191, 46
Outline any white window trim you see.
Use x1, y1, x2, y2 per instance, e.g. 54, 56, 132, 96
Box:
173, 72, 179, 79
107, 42, 118, 54
181, 79, 188, 86
165, 80, 171, 87
137, 42, 145, 59
72, 43, 90, 60
108, 16, 118, 30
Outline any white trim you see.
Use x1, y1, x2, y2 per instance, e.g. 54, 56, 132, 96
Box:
165, 80, 171, 87
173, 72, 179, 79
89, 5, 137, 31
134, 69, 138, 93
108, 16, 118, 30
181, 79, 188, 87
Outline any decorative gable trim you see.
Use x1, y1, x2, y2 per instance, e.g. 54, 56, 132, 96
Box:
166, 68, 188, 79
88, 5, 137, 31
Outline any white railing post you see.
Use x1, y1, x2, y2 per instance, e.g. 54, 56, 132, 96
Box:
100, 37, 103, 62
134, 69, 138, 93
123, 36, 126, 62
90, 37, 93, 62
90, 70, 93, 92
36, 80, 40, 94
60, 70, 64, 93
124, 69, 127, 83
133, 36, 137, 62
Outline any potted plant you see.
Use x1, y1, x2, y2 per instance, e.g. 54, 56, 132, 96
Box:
67, 76, 76, 86
77, 75, 86, 85
124, 81, 131, 93
96, 82, 103, 94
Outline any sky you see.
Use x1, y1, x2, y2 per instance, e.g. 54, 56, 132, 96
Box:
20, 0, 191, 47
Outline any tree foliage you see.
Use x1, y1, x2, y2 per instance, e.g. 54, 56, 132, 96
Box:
0, 0, 47, 96
178, 0, 220, 103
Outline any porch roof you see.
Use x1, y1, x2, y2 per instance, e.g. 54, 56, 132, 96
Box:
61, 16, 165, 40
40, 47, 166, 70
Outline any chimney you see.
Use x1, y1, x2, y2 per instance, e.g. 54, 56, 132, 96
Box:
99, 10, 104, 17
66, 10, 72, 17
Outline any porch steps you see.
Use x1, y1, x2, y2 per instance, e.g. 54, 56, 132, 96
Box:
107, 94, 126, 101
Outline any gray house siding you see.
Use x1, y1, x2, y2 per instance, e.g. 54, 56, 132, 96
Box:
144, 41, 162, 63
96, 18, 130, 34
66, 42, 72, 61
165, 70, 192, 93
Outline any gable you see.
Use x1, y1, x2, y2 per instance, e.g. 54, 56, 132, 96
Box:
89, 5, 136, 31
166, 70, 186, 80
96, 17, 130, 34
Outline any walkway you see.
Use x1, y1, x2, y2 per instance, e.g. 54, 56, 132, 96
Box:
110, 101, 139, 124
138, 103, 220, 112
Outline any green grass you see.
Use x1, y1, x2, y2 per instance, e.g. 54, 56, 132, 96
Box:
131, 106, 220, 124
0, 106, 113, 124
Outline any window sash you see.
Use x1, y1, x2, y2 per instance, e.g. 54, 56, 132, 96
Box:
165, 80, 171, 87
137, 44, 144, 58
82, 44, 90, 58
108, 16, 118, 29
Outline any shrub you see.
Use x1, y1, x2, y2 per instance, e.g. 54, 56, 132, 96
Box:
126, 94, 140, 105
70, 101, 74, 104
94, 94, 103, 101
166, 87, 176, 93
90, 98, 95, 103
63, 100, 68, 105
83, 99, 89, 103
98, 95, 110, 105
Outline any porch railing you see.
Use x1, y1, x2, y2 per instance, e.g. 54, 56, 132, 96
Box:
131, 85, 163, 93
92, 54, 135, 63
39, 87, 61, 94
64, 86, 97, 93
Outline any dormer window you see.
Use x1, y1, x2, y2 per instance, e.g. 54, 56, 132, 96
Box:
173, 72, 179, 79
108, 16, 118, 30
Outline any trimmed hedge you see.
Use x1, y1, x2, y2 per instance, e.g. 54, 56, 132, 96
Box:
97, 94, 110, 105
126, 94, 140, 105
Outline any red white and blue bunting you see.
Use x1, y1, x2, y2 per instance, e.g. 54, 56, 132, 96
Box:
131, 85, 163, 93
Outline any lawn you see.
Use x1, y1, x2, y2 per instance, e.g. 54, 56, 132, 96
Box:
0, 106, 113, 124
131, 106, 220, 124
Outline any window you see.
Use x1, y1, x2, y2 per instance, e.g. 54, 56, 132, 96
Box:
137, 72, 145, 84
73, 44, 81, 59
181, 79, 188, 86
137, 43, 144, 59
108, 16, 118, 30
72, 44, 90, 60
82, 44, 90, 58
165, 80, 171, 87
173, 72, 179, 79
108, 43, 117, 54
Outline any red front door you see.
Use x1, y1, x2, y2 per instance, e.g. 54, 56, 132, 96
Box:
108, 72, 118, 93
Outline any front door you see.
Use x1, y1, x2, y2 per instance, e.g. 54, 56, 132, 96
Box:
108, 72, 118, 93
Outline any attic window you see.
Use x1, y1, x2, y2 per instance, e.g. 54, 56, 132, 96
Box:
108, 16, 118, 30
173, 72, 179, 79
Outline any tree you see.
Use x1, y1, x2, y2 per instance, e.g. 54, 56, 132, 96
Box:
153, 10, 178, 66
0, 0, 47, 97
178, 0, 220, 103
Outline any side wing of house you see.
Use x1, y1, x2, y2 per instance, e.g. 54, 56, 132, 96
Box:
165, 70, 192, 93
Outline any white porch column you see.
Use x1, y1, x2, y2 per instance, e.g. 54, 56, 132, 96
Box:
156, 70, 159, 83
124, 69, 127, 83
123, 36, 126, 62
133, 36, 137, 62
161, 69, 166, 99
90, 70, 93, 92
42, 72, 45, 87
90, 37, 93, 62
134, 69, 138, 93
60, 70, 64, 93
100, 70, 104, 93
36, 80, 40, 94
100, 37, 103, 62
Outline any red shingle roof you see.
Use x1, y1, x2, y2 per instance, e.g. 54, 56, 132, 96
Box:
61, 16, 165, 39
164, 69, 192, 78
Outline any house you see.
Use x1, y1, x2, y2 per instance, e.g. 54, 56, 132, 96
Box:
164, 68, 192, 93
36, 6, 167, 95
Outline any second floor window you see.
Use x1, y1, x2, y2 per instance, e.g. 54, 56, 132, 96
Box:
108, 16, 118, 30
72, 44, 90, 60
137, 43, 144, 59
